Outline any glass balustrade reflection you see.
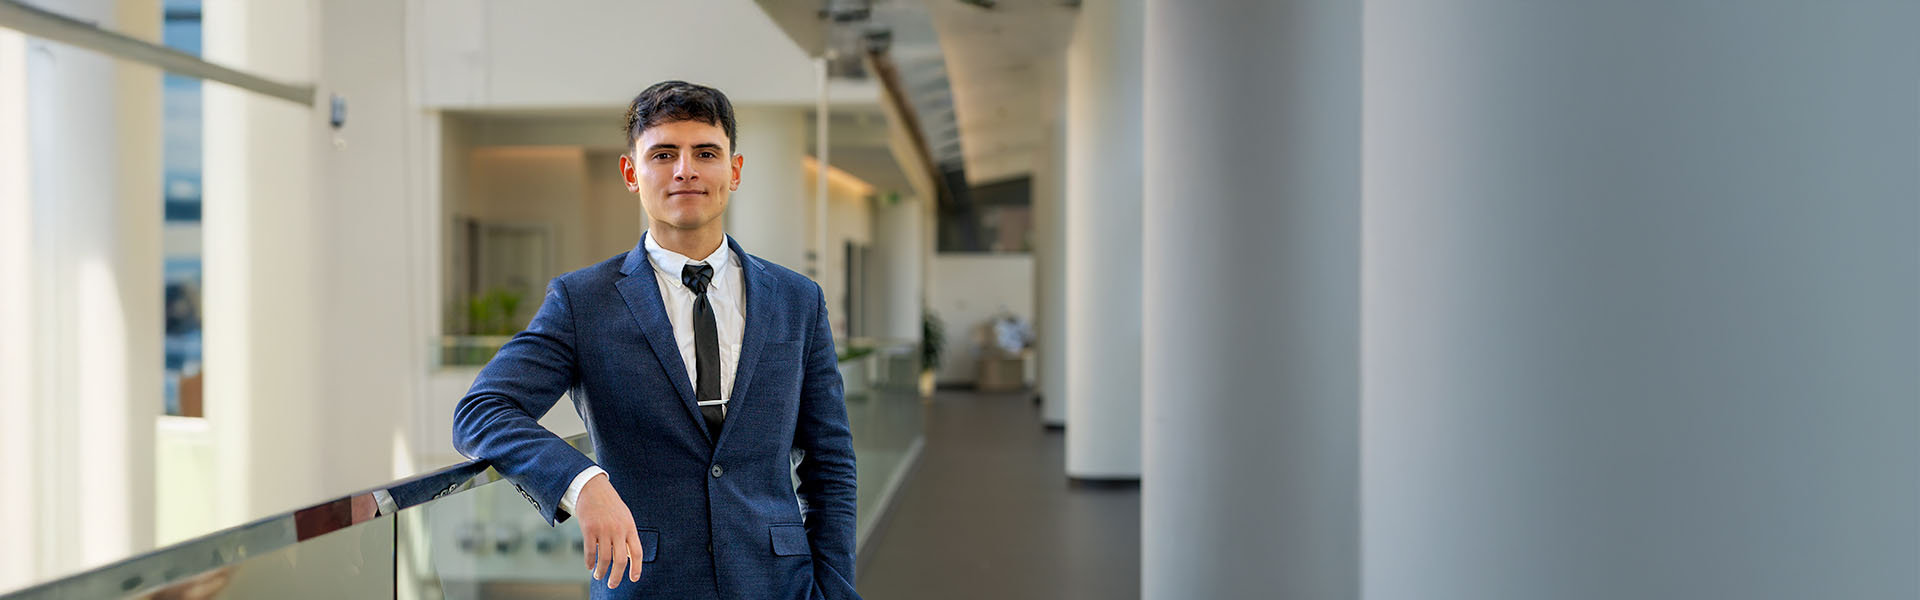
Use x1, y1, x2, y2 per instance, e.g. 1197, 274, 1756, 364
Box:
5, 377, 926, 599
397, 442, 594, 599
140, 516, 394, 600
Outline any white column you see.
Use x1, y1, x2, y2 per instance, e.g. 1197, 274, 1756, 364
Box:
1140, 0, 1360, 597
813, 59, 830, 282
315, 0, 423, 495
1033, 63, 1069, 427
872, 194, 924, 342
0, 0, 162, 583
0, 26, 34, 589
727, 106, 809, 271
1063, 0, 1143, 479
920, 188, 935, 374
1363, 2, 1920, 599
203, 0, 324, 526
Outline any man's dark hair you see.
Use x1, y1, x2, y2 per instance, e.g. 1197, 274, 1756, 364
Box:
623, 80, 737, 154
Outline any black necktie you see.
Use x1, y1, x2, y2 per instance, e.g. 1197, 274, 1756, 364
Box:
682, 263, 725, 442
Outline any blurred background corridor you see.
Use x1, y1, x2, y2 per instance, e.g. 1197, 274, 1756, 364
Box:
1, 0, 1916, 598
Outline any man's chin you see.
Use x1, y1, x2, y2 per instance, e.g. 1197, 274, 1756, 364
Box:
660, 214, 718, 231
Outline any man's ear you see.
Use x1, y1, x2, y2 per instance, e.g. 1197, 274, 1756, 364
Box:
730, 153, 743, 191
620, 154, 641, 193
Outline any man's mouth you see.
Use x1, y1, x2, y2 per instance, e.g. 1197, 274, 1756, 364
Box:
669, 189, 707, 196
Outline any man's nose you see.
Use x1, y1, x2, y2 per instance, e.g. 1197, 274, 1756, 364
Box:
674, 158, 697, 181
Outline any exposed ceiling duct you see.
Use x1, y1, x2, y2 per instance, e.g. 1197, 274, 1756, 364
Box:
755, 0, 972, 211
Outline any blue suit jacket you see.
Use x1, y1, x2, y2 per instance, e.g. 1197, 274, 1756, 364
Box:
452, 235, 860, 600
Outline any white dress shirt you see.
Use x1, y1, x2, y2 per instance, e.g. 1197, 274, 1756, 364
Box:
561, 233, 747, 514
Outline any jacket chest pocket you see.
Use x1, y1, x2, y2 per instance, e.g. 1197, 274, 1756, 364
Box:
759, 340, 803, 367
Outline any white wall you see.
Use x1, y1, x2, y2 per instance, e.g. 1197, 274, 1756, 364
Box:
465, 146, 592, 273
437, 113, 475, 335
927, 254, 1034, 385
438, 145, 595, 336
425, 134, 610, 470
416, 0, 848, 109
312, 0, 440, 505
808, 166, 874, 339
153, 417, 215, 545
584, 149, 645, 262
420, 368, 587, 470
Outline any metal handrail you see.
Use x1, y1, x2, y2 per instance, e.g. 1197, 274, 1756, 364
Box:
0, 0, 314, 106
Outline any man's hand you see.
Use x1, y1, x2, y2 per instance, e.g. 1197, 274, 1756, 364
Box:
576, 473, 643, 589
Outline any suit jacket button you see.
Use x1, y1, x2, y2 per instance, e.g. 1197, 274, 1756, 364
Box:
710, 464, 724, 478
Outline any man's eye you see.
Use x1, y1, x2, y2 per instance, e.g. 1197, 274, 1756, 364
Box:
699, 152, 717, 159
653, 153, 673, 160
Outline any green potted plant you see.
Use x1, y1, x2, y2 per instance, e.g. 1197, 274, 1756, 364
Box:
449, 287, 525, 365
836, 345, 876, 395
919, 311, 944, 397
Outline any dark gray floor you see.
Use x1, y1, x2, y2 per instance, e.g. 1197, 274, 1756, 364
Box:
856, 390, 1140, 600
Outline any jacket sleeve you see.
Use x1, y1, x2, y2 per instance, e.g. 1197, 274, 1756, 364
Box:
451, 279, 599, 526
794, 282, 860, 598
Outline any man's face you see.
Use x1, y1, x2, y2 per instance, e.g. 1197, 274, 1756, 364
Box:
621, 119, 742, 232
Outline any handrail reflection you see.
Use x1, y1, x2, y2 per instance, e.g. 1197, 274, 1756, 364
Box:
0, 433, 591, 599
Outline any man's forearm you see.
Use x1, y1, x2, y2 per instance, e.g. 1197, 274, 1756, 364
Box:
452, 394, 596, 520
450, 281, 594, 525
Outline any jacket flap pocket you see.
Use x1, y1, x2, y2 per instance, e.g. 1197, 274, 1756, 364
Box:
769, 524, 809, 556
637, 529, 659, 562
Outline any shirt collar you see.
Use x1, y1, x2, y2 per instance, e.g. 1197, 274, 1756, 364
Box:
644, 231, 733, 285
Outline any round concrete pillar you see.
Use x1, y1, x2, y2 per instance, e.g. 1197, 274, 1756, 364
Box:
1034, 63, 1069, 427
0, 0, 163, 583
1140, 0, 1360, 597
1063, 0, 1144, 480
727, 106, 809, 271
1361, 3, 1920, 598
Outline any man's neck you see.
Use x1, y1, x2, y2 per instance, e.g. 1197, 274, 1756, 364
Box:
648, 224, 726, 261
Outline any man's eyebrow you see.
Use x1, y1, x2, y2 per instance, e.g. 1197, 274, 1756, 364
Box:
643, 143, 725, 153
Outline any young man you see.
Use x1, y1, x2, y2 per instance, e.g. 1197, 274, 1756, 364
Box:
452, 81, 860, 600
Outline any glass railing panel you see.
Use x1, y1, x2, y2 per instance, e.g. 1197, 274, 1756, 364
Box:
2, 514, 297, 599
4, 495, 401, 599
0, 439, 543, 599
397, 437, 594, 599
438, 335, 516, 368
838, 337, 922, 394
141, 514, 394, 600
848, 387, 926, 547
3, 377, 927, 599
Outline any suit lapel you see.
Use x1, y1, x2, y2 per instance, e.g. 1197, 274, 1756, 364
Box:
615, 233, 709, 441
714, 236, 774, 451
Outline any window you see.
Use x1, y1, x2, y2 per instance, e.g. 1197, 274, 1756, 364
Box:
938, 176, 1032, 253
161, 0, 202, 416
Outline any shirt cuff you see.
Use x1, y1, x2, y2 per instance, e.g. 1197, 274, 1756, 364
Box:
560, 465, 607, 515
